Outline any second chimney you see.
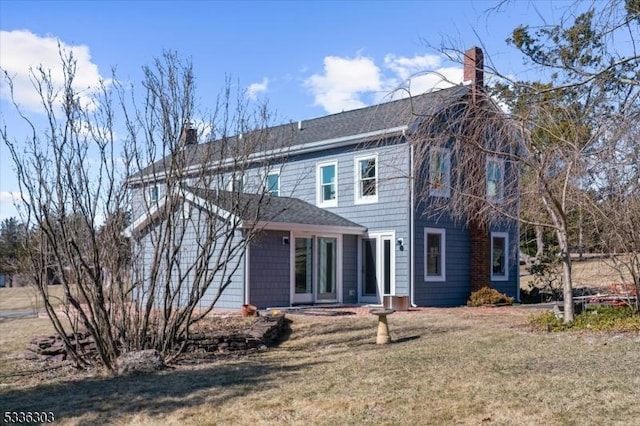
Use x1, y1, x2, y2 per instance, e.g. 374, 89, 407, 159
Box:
180, 123, 197, 146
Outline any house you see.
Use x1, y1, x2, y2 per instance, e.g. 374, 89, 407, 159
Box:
125, 47, 520, 310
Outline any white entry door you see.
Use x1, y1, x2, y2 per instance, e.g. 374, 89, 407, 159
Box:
360, 233, 395, 304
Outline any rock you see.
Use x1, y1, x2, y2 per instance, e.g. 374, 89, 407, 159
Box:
116, 349, 164, 375
23, 350, 40, 360
45, 354, 66, 362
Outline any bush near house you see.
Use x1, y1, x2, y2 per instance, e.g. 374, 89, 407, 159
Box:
467, 287, 515, 307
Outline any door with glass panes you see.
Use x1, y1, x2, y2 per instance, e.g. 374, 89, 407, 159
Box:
292, 235, 339, 304
360, 233, 394, 304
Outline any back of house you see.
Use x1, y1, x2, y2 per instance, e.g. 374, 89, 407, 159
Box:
125, 47, 520, 311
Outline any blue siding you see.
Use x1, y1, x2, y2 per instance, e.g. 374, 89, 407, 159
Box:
489, 221, 520, 300
272, 140, 412, 297
413, 208, 519, 307
342, 235, 358, 304
248, 230, 290, 308
414, 211, 471, 306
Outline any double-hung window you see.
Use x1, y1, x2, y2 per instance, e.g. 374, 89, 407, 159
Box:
424, 228, 446, 281
491, 232, 509, 281
486, 158, 504, 202
429, 148, 451, 197
149, 186, 159, 203
354, 155, 378, 204
317, 161, 338, 207
266, 172, 280, 196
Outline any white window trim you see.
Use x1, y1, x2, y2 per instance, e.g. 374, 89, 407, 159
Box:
149, 185, 159, 203
354, 154, 378, 205
491, 231, 509, 281
424, 228, 446, 282
428, 147, 451, 198
290, 231, 343, 304
265, 169, 280, 196
317, 161, 338, 208
486, 157, 505, 203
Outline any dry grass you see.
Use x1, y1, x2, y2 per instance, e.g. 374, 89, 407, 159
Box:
520, 257, 630, 290
0, 285, 66, 313
1, 308, 639, 425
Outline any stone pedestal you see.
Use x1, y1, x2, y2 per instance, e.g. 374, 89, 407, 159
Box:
370, 308, 395, 344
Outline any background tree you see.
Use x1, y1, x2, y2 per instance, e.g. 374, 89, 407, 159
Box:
0, 217, 25, 286
2, 49, 287, 371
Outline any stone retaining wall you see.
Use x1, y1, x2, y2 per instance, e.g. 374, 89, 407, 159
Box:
24, 314, 288, 364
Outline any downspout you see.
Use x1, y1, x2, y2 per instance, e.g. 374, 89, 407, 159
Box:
408, 131, 417, 307
244, 240, 250, 305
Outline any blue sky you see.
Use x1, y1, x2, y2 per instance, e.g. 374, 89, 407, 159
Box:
0, 0, 571, 221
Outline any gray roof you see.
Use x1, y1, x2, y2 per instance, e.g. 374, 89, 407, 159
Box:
135, 85, 470, 179
186, 187, 366, 231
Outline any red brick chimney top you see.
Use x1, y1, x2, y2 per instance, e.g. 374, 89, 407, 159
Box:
463, 46, 484, 90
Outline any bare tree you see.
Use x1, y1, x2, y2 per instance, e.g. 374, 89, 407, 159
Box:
409, 1, 639, 322
2, 49, 288, 371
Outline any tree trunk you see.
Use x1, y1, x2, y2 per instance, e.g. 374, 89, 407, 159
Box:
556, 228, 574, 323
535, 225, 544, 261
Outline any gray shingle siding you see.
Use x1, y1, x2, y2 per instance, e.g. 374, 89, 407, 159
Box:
132, 204, 246, 310
248, 230, 290, 309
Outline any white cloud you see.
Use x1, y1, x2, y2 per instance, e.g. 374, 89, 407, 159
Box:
0, 191, 21, 204
0, 191, 24, 221
0, 29, 106, 112
305, 55, 382, 114
305, 53, 464, 114
247, 77, 269, 100
383, 54, 442, 80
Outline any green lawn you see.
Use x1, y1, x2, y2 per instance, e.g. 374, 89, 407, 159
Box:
1, 307, 639, 425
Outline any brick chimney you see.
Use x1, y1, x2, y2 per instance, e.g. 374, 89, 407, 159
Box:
469, 219, 490, 293
179, 123, 197, 146
464, 47, 489, 293
464, 46, 484, 103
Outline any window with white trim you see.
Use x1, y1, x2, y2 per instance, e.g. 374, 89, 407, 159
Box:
491, 232, 509, 281
149, 186, 159, 203
266, 172, 280, 196
424, 228, 446, 281
429, 148, 451, 197
317, 161, 338, 207
354, 155, 378, 204
486, 158, 505, 202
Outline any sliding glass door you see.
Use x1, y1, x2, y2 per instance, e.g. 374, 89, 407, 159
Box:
291, 234, 340, 304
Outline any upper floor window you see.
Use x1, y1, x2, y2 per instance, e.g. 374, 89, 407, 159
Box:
429, 148, 451, 198
149, 186, 159, 203
424, 228, 446, 281
487, 158, 504, 202
267, 172, 280, 196
317, 161, 338, 207
491, 231, 509, 281
354, 155, 378, 204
